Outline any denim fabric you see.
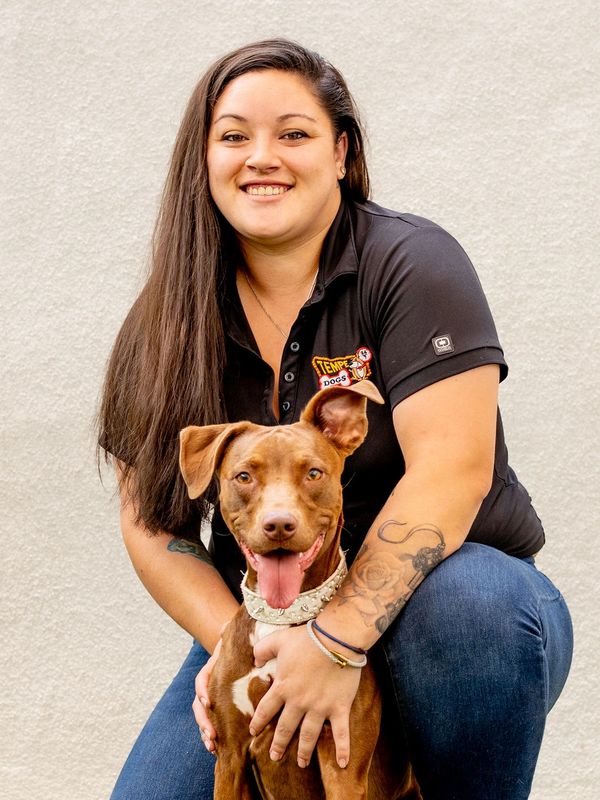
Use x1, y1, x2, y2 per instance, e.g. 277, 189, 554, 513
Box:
380, 544, 573, 799
110, 543, 572, 799
110, 643, 215, 799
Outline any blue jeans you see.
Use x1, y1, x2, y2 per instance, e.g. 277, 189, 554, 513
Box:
110, 544, 573, 800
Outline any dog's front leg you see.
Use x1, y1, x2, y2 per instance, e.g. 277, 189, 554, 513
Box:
213, 755, 254, 800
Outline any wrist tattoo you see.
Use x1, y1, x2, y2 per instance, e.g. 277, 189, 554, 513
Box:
338, 521, 445, 634
167, 537, 214, 566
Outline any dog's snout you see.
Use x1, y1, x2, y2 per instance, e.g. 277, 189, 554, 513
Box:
261, 511, 298, 541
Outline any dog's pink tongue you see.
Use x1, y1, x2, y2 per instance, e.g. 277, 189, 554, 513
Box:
256, 551, 303, 609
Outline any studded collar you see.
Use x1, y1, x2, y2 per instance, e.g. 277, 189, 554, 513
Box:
240, 548, 347, 625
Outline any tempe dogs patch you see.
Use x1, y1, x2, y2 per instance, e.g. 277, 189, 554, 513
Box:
311, 347, 373, 390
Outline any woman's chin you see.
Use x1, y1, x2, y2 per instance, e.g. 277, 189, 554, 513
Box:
237, 221, 301, 249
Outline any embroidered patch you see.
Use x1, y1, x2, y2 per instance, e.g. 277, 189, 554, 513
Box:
431, 335, 455, 355
311, 347, 373, 390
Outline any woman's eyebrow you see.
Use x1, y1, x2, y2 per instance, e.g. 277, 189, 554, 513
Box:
213, 113, 246, 124
212, 112, 318, 124
277, 113, 317, 123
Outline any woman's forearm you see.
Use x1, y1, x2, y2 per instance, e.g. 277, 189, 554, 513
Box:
121, 509, 239, 653
317, 461, 490, 652
318, 367, 498, 652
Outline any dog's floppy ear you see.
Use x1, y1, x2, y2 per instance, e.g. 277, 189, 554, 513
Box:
179, 422, 253, 499
300, 380, 385, 457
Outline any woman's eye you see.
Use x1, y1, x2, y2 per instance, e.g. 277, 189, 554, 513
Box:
307, 468, 323, 481
222, 133, 246, 143
235, 471, 251, 483
282, 130, 307, 141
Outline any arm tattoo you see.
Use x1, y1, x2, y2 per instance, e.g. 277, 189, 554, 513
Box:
337, 521, 445, 634
167, 537, 214, 566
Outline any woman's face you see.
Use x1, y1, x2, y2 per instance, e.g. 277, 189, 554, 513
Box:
207, 69, 347, 251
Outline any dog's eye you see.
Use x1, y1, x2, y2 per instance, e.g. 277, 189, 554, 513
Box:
235, 471, 251, 484
307, 468, 323, 481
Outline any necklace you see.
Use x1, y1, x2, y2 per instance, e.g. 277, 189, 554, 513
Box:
242, 267, 318, 339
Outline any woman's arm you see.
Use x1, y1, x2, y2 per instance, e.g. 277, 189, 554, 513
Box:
250, 364, 499, 767
117, 466, 239, 653
317, 363, 498, 648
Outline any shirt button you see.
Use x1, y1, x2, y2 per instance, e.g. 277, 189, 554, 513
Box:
284, 371, 295, 383
282, 401, 291, 412
290, 341, 300, 352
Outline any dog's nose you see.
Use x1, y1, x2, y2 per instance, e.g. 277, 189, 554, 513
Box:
261, 512, 298, 541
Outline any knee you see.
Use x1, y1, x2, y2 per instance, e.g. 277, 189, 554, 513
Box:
387, 543, 541, 655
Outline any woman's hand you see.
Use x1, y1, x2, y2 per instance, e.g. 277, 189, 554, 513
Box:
192, 638, 222, 754
250, 625, 362, 769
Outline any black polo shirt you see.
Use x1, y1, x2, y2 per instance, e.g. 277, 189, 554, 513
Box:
212, 199, 545, 599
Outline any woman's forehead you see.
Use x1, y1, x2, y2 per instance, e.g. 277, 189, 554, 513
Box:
211, 70, 324, 123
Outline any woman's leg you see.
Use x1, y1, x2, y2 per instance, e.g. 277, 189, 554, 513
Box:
380, 542, 573, 800
110, 641, 215, 800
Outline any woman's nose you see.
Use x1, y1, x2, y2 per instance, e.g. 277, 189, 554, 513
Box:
244, 136, 281, 172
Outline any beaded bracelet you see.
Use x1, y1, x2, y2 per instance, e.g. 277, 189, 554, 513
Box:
312, 619, 367, 655
306, 619, 367, 669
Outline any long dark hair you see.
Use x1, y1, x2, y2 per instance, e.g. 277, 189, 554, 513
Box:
98, 38, 370, 538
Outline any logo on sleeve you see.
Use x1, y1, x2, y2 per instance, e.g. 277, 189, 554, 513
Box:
431, 335, 455, 355
311, 347, 373, 390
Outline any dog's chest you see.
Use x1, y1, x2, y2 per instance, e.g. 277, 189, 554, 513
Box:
231, 621, 289, 717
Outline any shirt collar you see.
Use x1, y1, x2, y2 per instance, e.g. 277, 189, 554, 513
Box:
221, 197, 360, 341
317, 197, 359, 284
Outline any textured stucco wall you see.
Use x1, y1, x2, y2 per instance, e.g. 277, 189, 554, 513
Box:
1, 1, 598, 798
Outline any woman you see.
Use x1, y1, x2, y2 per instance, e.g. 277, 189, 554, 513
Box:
99, 39, 573, 799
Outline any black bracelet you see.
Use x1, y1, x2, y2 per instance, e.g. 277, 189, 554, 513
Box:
312, 620, 367, 655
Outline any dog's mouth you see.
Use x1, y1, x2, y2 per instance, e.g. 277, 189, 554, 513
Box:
240, 534, 325, 610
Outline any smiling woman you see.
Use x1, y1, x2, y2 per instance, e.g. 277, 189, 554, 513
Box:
207, 70, 347, 250
98, 38, 572, 800
207, 69, 350, 410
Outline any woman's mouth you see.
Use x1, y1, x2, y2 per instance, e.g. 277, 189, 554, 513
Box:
243, 185, 290, 196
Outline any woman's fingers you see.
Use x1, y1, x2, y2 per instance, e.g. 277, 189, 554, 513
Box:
253, 629, 280, 668
329, 711, 351, 768
195, 659, 214, 711
267, 705, 307, 763
296, 712, 327, 768
197, 638, 222, 705
193, 695, 216, 754
193, 640, 222, 752
249, 681, 284, 737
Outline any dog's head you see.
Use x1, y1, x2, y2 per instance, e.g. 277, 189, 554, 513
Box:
179, 380, 383, 608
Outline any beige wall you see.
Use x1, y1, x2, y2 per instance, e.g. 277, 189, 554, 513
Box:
2, 1, 598, 797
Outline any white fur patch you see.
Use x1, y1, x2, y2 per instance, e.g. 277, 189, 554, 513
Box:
254, 621, 286, 642
232, 661, 276, 717
231, 623, 290, 716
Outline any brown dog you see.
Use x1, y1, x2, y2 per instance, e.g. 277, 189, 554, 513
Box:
179, 381, 421, 800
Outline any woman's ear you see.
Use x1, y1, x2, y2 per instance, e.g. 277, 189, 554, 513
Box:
336, 131, 349, 179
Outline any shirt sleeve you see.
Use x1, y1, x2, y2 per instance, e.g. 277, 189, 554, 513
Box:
359, 220, 508, 409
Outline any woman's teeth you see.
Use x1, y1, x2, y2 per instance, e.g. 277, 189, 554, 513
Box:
244, 185, 289, 196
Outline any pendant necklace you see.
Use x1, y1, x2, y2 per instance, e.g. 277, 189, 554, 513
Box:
242, 268, 318, 339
